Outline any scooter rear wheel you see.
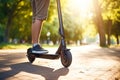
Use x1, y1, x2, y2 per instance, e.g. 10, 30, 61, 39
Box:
61, 49, 72, 67
27, 48, 35, 63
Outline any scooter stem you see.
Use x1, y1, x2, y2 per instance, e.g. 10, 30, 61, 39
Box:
56, 0, 65, 38
56, 0, 67, 50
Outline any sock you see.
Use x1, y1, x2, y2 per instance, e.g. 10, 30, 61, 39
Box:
33, 43, 39, 47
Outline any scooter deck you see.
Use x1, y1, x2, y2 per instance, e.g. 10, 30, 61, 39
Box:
27, 48, 60, 60
31, 53, 60, 59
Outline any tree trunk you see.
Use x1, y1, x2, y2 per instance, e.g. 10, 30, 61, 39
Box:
4, 15, 12, 42
107, 19, 112, 46
107, 34, 110, 45
93, 0, 106, 47
3, 0, 22, 43
116, 35, 119, 45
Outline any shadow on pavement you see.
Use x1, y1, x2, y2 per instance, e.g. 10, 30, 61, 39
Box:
0, 62, 69, 80
81, 47, 120, 61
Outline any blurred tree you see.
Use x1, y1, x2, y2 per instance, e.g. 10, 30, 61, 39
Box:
102, 0, 120, 45
104, 19, 112, 45
1, 0, 119, 46
10, 0, 32, 43
112, 21, 120, 44
0, 0, 23, 42
0, 24, 5, 42
0, 0, 22, 42
92, 0, 106, 47
61, 1, 85, 45
0, 0, 59, 43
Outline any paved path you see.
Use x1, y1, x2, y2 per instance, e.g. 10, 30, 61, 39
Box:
0, 45, 120, 80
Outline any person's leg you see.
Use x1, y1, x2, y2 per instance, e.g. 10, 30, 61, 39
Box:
32, 19, 48, 54
32, 20, 43, 44
31, 0, 50, 54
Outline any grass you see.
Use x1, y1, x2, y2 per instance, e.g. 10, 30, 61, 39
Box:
109, 44, 120, 48
0, 43, 59, 49
0, 43, 31, 49
1, 42, 119, 49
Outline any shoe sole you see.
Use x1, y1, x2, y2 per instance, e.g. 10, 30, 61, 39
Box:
32, 51, 48, 54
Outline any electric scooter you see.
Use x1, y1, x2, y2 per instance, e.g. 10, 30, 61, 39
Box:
27, 0, 72, 68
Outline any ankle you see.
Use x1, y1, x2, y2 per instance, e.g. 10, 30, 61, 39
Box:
33, 43, 39, 47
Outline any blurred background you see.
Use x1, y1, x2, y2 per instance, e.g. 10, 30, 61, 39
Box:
0, 0, 120, 49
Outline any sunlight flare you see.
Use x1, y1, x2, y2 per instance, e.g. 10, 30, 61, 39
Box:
66, 0, 93, 19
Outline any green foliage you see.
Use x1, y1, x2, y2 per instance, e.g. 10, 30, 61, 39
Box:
96, 0, 120, 45
0, 0, 120, 46
0, 0, 32, 42
112, 21, 120, 36
10, 0, 32, 42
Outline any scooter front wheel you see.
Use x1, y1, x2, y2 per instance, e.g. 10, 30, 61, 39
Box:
27, 48, 35, 63
61, 49, 72, 67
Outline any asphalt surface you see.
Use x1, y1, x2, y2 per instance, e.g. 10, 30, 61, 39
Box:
0, 45, 120, 80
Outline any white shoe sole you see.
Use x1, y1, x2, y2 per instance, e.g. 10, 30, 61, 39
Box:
32, 51, 48, 54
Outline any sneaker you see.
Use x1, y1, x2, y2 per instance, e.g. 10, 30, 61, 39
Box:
32, 44, 48, 54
